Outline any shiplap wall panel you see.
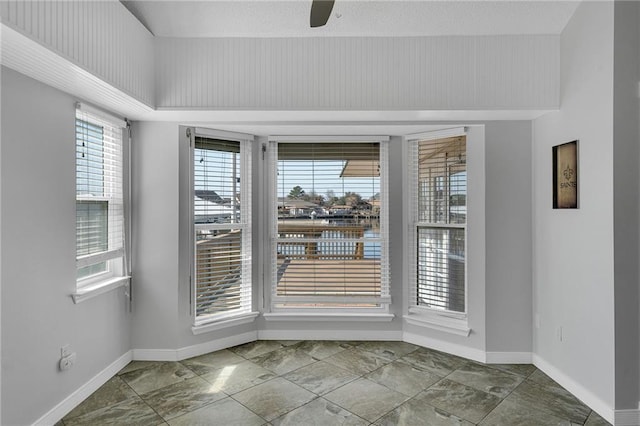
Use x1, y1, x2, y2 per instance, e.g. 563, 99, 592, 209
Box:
0, 0, 154, 106
476, 35, 560, 108
155, 35, 559, 110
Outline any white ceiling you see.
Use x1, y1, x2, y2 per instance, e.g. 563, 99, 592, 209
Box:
122, 0, 580, 38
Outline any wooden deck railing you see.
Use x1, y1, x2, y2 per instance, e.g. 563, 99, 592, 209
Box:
195, 230, 242, 314
277, 223, 365, 260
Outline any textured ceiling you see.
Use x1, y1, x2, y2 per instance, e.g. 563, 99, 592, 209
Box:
121, 0, 580, 38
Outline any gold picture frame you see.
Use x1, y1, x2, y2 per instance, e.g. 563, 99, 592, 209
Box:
553, 140, 578, 209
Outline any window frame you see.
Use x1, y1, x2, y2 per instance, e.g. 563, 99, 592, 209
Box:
73, 103, 130, 302
187, 127, 256, 328
265, 136, 391, 314
404, 127, 472, 336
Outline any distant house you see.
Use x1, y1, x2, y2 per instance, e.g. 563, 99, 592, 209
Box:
277, 198, 324, 216
194, 195, 236, 223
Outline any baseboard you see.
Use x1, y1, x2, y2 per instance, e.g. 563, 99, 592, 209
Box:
402, 331, 486, 363
614, 409, 640, 426
177, 331, 258, 360
132, 331, 258, 361
258, 329, 403, 341
33, 350, 133, 426
485, 351, 533, 364
532, 354, 615, 425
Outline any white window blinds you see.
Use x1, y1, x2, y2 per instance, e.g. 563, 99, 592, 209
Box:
75, 104, 125, 285
193, 136, 252, 323
409, 130, 467, 314
270, 140, 390, 307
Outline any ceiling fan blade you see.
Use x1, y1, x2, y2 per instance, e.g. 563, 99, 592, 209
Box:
310, 0, 335, 27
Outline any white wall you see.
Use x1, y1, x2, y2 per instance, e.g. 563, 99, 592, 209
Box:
154, 35, 559, 110
0, 67, 132, 425
532, 0, 615, 415
613, 0, 640, 411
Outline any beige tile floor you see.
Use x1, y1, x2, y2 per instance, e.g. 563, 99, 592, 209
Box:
58, 340, 611, 426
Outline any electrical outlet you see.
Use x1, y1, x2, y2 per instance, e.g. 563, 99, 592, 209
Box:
59, 353, 77, 371
61, 344, 72, 358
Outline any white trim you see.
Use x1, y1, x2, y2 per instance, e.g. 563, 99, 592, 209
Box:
263, 313, 395, 322
485, 351, 533, 364
269, 135, 390, 142
270, 296, 392, 304
133, 331, 258, 362
405, 127, 467, 142
414, 222, 466, 229
33, 351, 133, 426
192, 312, 259, 335
403, 314, 471, 337
402, 331, 485, 363
76, 102, 126, 129
532, 354, 615, 425
76, 248, 125, 268
194, 127, 254, 142
259, 329, 403, 341
0, 25, 154, 120
71, 276, 130, 304
614, 409, 640, 426
132, 348, 178, 362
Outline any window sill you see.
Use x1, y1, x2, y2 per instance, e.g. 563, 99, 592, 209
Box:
404, 310, 471, 337
263, 312, 395, 322
192, 312, 259, 335
72, 276, 130, 304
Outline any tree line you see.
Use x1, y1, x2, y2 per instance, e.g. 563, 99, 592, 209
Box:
287, 186, 379, 207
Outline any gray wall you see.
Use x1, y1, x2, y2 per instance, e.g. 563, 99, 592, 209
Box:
131, 122, 263, 353
1, 67, 132, 425
131, 120, 534, 358
532, 1, 615, 410
484, 121, 533, 354
613, 0, 640, 410
130, 121, 181, 350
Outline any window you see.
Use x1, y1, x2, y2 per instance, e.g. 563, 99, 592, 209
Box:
75, 104, 126, 288
409, 132, 467, 315
192, 135, 252, 324
269, 139, 390, 309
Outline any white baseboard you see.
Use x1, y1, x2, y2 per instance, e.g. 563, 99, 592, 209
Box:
615, 409, 640, 426
258, 329, 403, 341
177, 331, 258, 360
132, 331, 258, 361
402, 331, 486, 363
33, 350, 133, 426
532, 354, 615, 425
485, 351, 533, 364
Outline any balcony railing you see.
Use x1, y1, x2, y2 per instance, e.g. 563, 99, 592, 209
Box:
275, 221, 382, 304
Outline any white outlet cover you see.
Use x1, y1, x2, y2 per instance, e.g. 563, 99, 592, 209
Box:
61, 344, 72, 358
59, 353, 76, 371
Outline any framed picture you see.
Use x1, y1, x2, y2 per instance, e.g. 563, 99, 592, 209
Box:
553, 140, 578, 209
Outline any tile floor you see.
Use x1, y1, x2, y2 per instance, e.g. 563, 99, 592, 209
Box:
59, 340, 612, 426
